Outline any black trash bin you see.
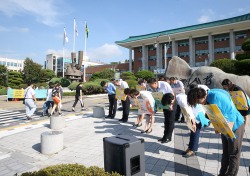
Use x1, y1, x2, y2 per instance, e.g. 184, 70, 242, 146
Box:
103, 135, 145, 176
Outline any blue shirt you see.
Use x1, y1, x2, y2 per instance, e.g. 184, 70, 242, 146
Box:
206, 89, 244, 132
105, 82, 116, 95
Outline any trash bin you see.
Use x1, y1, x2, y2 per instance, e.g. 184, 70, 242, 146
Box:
103, 135, 145, 176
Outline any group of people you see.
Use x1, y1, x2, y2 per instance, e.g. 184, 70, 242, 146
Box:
101, 77, 249, 176
24, 82, 85, 120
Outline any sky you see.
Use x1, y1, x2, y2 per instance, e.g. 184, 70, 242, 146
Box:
0, 0, 249, 65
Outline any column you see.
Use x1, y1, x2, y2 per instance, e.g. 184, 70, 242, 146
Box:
156, 42, 160, 68
208, 33, 214, 64
142, 45, 146, 70
229, 29, 235, 59
189, 36, 195, 67
129, 48, 132, 72
172, 39, 177, 56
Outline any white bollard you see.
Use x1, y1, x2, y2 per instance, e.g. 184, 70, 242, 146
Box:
50, 116, 65, 130
41, 131, 63, 155
93, 106, 105, 118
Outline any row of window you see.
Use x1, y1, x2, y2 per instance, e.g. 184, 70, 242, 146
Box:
214, 47, 230, 54
0, 61, 23, 67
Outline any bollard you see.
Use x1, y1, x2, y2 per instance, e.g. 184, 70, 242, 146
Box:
41, 131, 63, 155
50, 116, 65, 130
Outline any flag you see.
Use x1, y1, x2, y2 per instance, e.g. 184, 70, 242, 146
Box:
74, 18, 78, 36
63, 27, 68, 45
85, 23, 89, 38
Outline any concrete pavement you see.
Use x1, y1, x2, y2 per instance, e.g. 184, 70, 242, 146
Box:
0, 103, 249, 176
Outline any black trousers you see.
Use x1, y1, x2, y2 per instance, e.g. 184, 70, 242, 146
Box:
72, 96, 84, 108
121, 96, 130, 120
108, 94, 117, 118
163, 109, 175, 140
219, 124, 244, 176
175, 104, 184, 121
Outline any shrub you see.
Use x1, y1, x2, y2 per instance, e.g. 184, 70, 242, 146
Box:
136, 70, 155, 80
68, 82, 80, 90
82, 82, 104, 95
89, 69, 115, 81
21, 164, 121, 176
0, 88, 7, 95
50, 77, 61, 84
235, 59, 250, 75
242, 38, 250, 52
235, 53, 250, 61
62, 92, 75, 96
93, 79, 110, 85
121, 71, 136, 80
61, 78, 71, 87
210, 59, 237, 74
126, 79, 138, 89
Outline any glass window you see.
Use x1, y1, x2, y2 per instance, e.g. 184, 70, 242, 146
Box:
195, 50, 208, 56
178, 40, 189, 47
149, 55, 156, 60
235, 32, 247, 39
214, 34, 229, 42
179, 52, 189, 57
195, 37, 208, 44
235, 45, 242, 52
214, 47, 230, 53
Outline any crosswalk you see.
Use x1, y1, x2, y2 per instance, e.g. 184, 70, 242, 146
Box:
0, 110, 40, 127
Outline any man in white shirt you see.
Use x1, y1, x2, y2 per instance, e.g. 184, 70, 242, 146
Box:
24, 82, 37, 120
147, 78, 175, 143
113, 79, 130, 122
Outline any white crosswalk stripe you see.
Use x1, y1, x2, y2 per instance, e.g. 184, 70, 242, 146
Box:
0, 110, 40, 125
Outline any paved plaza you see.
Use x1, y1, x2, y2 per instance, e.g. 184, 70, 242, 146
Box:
0, 101, 249, 176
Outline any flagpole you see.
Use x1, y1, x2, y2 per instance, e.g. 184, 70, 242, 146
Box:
83, 21, 87, 82
73, 18, 76, 52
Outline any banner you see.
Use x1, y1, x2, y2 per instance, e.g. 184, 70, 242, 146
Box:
115, 87, 126, 101
180, 107, 195, 132
136, 85, 146, 91
7, 88, 47, 99
137, 98, 154, 114
229, 91, 248, 110
202, 104, 236, 138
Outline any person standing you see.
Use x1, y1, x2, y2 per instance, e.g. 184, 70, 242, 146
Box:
41, 82, 54, 117
49, 84, 62, 116
169, 77, 185, 123
222, 79, 250, 125
24, 82, 37, 120
187, 88, 245, 176
101, 80, 117, 119
147, 78, 174, 143
72, 82, 84, 111
113, 79, 130, 122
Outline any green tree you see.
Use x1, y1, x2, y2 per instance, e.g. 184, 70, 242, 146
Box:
210, 59, 237, 74
89, 69, 114, 81
242, 38, 250, 52
22, 58, 43, 83
40, 69, 56, 82
0, 65, 8, 87
8, 71, 24, 88
136, 70, 155, 80
121, 71, 136, 80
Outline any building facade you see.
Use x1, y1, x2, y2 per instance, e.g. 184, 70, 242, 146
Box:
0, 58, 24, 71
116, 13, 250, 74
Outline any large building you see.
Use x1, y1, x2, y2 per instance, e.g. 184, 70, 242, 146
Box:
116, 13, 250, 73
0, 58, 24, 71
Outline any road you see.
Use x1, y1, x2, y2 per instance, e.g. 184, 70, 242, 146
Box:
0, 94, 109, 129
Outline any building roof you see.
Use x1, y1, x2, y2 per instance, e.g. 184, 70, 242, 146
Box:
116, 13, 250, 48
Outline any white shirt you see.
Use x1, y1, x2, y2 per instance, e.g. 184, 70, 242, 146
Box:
46, 89, 53, 101
118, 79, 129, 89
197, 84, 210, 91
157, 81, 173, 94
176, 93, 195, 120
24, 86, 35, 99
140, 91, 155, 108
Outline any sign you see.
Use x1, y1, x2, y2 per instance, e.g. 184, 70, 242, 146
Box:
136, 85, 146, 91
115, 87, 126, 101
154, 69, 165, 74
151, 92, 170, 109
137, 98, 154, 114
7, 88, 47, 99
202, 104, 236, 138
229, 91, 249, 110
180, 107, 195, 132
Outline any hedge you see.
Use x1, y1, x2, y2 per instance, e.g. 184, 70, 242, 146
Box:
21, 164, 121, 176
0, 88, 7, 95
235, 59, 250, 75
210, 59, 237, 74
242, 38, 250, 52
235, 53, 250, 61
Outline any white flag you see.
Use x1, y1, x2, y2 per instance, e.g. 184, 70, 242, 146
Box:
74, 18, 78, 36
63, 27, 68, 45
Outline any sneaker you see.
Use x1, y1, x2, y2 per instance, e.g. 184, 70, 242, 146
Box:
59, 113, 62, 116
181, 148, 191, 155
182, 150, 195, 158
72, 108, 75, 112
